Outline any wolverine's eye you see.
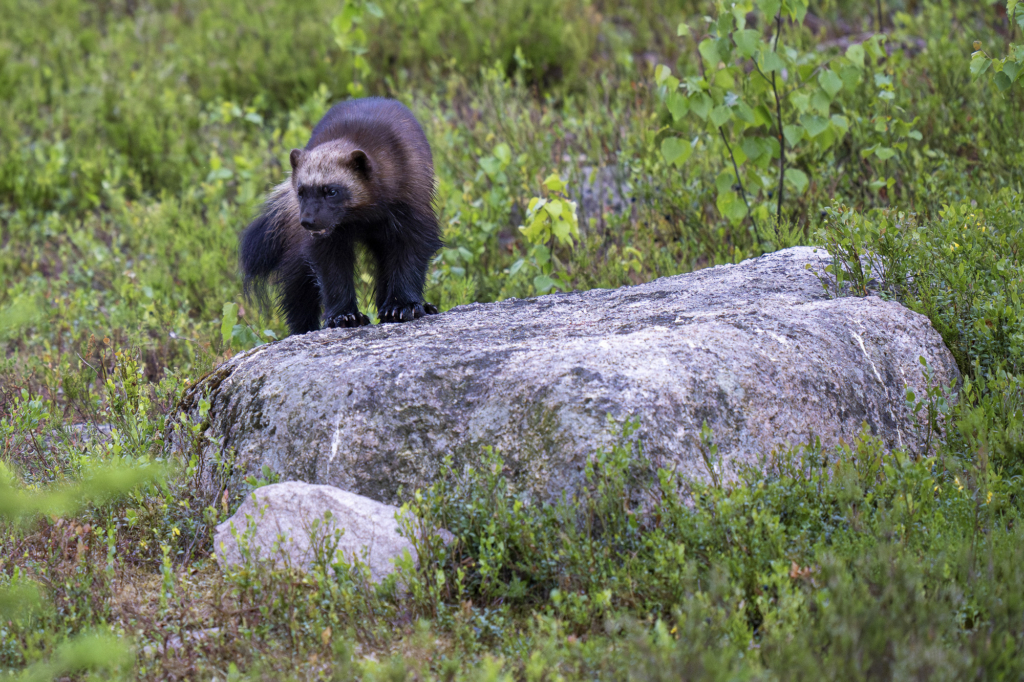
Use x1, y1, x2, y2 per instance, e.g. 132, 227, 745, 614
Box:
325, 186, 337, 198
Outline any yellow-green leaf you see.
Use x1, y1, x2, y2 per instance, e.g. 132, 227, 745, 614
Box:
734, 30, 761, 58
543, 174, 566, 193
710, 105, 733, 128
544, 199, 563, 219
667, 91, 690, 120
661, 136, 693, 167
699, 39, 722, 66
846, 43, 865, 69
784, 167, 809, 194
818, 69, 843, 98
800, 114, 830, 138
690, 93, 713, 120
758, 0, 782, 19
783, 124, 804, 147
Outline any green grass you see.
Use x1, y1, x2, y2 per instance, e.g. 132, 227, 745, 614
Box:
2, 0, 1024, 678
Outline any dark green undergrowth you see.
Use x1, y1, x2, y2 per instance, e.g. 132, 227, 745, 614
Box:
2, 0, 1024, 678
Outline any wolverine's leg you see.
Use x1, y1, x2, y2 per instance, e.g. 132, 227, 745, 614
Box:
311, 237, 369, 328
278, 256, 322, 335
370, 234, 438, 323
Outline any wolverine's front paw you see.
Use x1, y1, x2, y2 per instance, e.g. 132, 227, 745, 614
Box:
325, 311, 370, 328
378, 302, 438, 323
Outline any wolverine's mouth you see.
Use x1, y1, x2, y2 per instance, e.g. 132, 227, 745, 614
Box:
307, 228, 332, 239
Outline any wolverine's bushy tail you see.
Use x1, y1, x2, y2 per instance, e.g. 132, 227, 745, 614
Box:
239, 182, 295, 314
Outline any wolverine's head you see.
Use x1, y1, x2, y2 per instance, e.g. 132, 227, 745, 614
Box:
290, 142, 372, 239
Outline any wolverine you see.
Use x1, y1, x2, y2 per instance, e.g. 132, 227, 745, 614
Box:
239, 97, 442, 335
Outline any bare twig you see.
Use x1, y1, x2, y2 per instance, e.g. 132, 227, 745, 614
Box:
772, 13, 785, 238
719, 129, 759, 236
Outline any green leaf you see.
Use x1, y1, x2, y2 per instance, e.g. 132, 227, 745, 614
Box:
654, 64, 673, 86
810, 88, 832, 114
758, 0, 782, 19
714, 68, 735, 90
784, 168, 809, 194
830, 114, 850, 136
661, 137, 693, 167
846, 43, 865, 69
970, 54, 992, 77
479, 157, 503, 177
762, 51, 785, 73
742, 136, 771, 162
716, 190, 749, 223
710, 105, 733, 128
543, 174, 566, 192
783, 124, 804, 147
818, 69, 843, 98
786, 0, 808, 23
667, 91, 690, 120
874, 146, 897, 160
734, 30, 761, 58
790, 91, 810, 113
815, 127, 836, 149
994, 71, 1013, 91
544, 199, 564, 219
677, 22, 691, 37
753, 104, 774, 127
551, 220, 571, 244
221, 302, 238, 346
718, 14, 735, 37
839, 64, 863, 90
865, 34, 887, 60
800, 114, 830, 138
690, 92, 713, 120
715, 171, 736, 193
494, 143, 511, 165
533, 275, 557, 294
733, 101, 757, 123
699, 39, 722, 66
1003, 60, 1021, 83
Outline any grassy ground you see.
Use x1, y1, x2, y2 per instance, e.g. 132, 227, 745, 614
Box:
1, 0, 1023, 679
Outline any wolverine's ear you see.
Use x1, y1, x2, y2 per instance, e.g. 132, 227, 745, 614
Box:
289, 148, 305, 171
347, 149, 371, 178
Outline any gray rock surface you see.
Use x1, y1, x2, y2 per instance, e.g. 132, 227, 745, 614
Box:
213, 481, 418, 581
173, 247, 959, 505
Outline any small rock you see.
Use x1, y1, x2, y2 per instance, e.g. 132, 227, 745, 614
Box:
213, 481, 433, 582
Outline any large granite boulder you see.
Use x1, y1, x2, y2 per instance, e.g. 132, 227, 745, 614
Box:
171, 247, 958, 505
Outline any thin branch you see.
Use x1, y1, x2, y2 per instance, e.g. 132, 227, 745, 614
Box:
694, 34, 757, 236
772, 13, 785, 238
877, 0, 884, 33
719, 129, 759, 236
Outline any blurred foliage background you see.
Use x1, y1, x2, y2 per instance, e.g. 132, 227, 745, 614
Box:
1, 0, 1023, 678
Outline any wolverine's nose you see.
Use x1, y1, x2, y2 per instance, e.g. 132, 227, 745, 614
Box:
300, 217, 315, 230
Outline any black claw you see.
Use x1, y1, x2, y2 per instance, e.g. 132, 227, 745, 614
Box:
378, 302, 436, 324
325, 311, 370, 329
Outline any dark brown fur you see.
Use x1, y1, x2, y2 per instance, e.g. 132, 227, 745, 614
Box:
239, 98, 442, 334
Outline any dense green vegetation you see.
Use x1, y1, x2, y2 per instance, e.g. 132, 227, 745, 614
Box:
1, 0, 1023, 678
